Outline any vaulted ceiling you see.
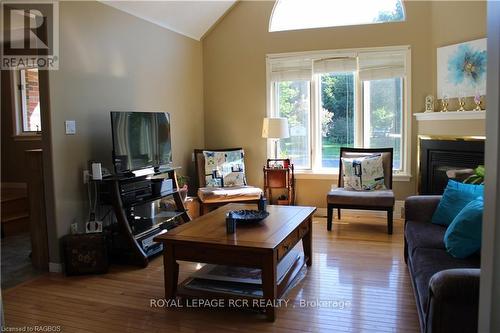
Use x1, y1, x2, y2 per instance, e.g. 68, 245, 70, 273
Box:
100, 1, 237, 41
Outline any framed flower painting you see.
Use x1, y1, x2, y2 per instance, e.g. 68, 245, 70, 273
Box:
437, 38, 487, 98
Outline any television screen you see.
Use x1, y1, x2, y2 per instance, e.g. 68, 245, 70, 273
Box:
111, 112, 172, 173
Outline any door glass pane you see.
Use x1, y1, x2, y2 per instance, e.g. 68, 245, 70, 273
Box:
276, 81, 311, 169
21, 68, 41, 132
320, 72, 355, 169
363, 78, 403, 170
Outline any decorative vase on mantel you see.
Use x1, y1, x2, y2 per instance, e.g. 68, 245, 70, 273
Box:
474, 94, 483, 111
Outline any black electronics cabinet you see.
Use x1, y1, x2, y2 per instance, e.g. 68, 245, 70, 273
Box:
98, 168, 190, 267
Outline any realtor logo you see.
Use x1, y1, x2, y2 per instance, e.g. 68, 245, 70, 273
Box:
1, 1, 59, 70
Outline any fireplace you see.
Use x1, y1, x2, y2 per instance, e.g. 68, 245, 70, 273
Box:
419, 137, 485, 194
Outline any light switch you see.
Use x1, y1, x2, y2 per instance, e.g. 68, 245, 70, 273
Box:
65, 120, 76, 135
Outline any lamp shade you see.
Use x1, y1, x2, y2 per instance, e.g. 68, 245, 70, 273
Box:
262, 117, 289, 139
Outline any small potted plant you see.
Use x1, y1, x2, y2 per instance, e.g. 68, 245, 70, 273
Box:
176, 175, 189, 202
464, 165, 485, 185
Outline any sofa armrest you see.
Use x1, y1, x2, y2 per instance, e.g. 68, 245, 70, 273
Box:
404, 195, 441, 223
429, 268, 480, 301
426, 269, 480, 333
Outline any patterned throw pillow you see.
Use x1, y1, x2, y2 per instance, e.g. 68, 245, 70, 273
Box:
203, 150, 247, 187
342, 154, 386, 191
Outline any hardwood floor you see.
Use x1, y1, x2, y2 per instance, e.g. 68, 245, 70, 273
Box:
3, 211, 420, 332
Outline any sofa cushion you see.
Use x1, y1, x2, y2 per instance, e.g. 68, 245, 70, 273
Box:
327, 188, 394, 207
431, 180, 484, 226
409, 248, 480, 314
405, 220, 446, 257
444, 197, 484, 258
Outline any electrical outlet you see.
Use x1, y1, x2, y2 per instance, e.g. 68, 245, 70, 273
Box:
70, 222, 78, 235
83, 170, 90, 184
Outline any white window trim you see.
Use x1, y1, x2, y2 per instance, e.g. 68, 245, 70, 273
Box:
294, 170, 412, 182
266, 45, 412, 181
11, 69, 42, 140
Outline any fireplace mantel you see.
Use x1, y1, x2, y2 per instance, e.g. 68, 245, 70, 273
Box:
414, 110, 486, 121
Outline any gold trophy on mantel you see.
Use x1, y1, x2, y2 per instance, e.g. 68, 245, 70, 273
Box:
474, 93, 483, 111
457, 96, 466, 112
440, 94, 449, 112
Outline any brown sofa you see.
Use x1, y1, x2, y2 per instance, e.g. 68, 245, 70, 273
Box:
404, 195, 480, 333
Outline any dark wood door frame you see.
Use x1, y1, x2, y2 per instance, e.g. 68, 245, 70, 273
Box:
1, 19, 58, 271
36, 22, 58, 271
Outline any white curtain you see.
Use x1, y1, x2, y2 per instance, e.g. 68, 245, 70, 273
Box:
269, 58, 312, 81
313, 57, 357, 74
358, 52, 406, 81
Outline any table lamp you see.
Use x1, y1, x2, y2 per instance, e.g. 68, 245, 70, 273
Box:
262, 117, 289, 159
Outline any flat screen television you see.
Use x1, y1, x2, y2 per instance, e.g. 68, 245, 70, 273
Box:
111, 111, 172, 174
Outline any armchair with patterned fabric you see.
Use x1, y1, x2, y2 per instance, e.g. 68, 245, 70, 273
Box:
326, 147, 395, 234
194, 148, 262, 215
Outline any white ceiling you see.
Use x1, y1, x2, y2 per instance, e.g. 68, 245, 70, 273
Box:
101, 1, 237, 41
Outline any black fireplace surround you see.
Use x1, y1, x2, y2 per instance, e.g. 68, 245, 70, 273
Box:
419, 138, 485, 194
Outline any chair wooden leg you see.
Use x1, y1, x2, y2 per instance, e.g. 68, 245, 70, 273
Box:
327, 204, 333, 231
387, 209, 393, 235
199, 202, 206, 216
337, 208, 341, 220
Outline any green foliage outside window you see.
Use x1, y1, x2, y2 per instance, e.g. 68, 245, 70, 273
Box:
277, 73, 402, 168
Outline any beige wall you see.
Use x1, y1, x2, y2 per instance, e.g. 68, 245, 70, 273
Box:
418, 0, 487, 140
202, 1, 486, 208
47, 1, 204, 262
430, 1, 487, 97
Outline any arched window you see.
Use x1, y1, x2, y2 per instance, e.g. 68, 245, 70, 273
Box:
269, 0, 405, 32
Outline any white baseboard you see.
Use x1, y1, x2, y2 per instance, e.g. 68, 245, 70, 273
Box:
314, 200, 405, 219
1, 182, 27, 189
395, 200, 405, 219
49, 262, 63, 273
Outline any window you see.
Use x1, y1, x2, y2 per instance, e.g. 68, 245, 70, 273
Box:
269, 0, 405, 32
276, 80, 311, 169
13, 68, 42, 137
320, 71, 355, 169
363, 78, 403, 169
267, 47, 411, 177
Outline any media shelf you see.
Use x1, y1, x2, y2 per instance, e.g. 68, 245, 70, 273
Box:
98, 168, 191, 267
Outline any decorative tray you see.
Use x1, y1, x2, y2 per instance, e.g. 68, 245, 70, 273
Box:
228, 210, 269, 224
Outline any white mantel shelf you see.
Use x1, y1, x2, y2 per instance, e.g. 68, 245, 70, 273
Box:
414, 110, 486, 121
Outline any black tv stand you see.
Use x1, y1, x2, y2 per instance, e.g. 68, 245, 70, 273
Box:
98, 168, 190, 267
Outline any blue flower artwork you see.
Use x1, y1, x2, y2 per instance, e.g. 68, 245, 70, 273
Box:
437, 38, 487, 98
447, 44, 487, 86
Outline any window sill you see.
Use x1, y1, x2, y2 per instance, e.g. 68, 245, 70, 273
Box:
294, 170, 412, 182
13, 134, 42, 142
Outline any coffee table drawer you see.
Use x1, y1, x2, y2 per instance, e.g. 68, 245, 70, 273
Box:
298, 221, 309, 238
277, 230, 299, 261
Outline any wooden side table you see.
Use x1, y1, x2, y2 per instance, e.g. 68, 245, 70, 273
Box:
184, 196, 200, 219
263, 159, 295, 205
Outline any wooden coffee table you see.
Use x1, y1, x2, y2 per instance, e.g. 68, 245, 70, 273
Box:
154, 203, 316, 321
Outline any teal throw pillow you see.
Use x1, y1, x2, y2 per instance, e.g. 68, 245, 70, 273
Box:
444, 197, 483, 258
431, 180, 484, 226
